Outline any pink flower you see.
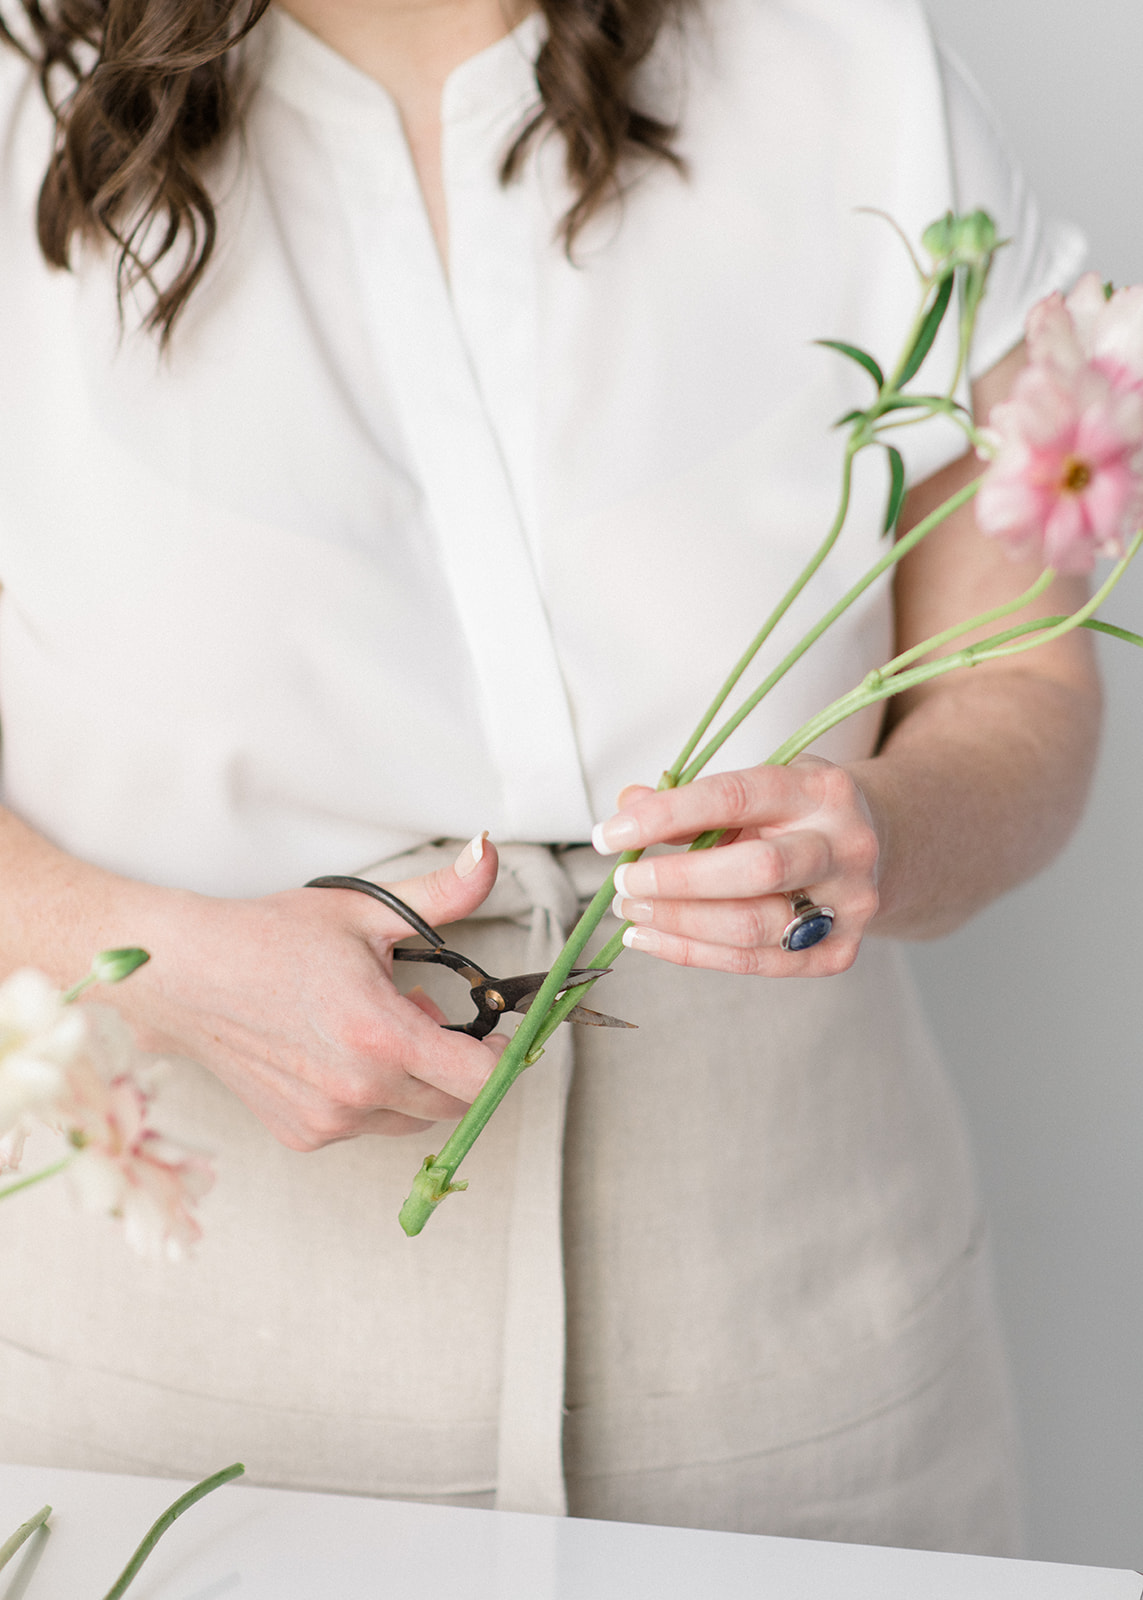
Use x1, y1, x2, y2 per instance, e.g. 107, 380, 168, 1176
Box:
1029, 273, 1143, 397
977, 356, 1143, 574
63, 1046, 214, 1261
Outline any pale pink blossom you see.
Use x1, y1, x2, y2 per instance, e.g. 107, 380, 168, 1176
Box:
1029, 273, 1143, 397
977, 359, 1143, 573
63, 1034, 214, 1262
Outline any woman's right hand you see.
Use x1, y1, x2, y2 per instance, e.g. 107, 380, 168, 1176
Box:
92, 835, 506, 1150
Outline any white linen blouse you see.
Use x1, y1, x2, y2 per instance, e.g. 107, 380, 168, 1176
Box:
0, 0, 1082, 896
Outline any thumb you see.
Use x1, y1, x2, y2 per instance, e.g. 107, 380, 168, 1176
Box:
386, 831, 499, 936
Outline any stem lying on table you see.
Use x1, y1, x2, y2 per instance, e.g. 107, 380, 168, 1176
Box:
99, 1463, 245, 1600
0, 1504, 50, 1573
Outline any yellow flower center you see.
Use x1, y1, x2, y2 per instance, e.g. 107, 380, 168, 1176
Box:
1061, 455, 1093, 494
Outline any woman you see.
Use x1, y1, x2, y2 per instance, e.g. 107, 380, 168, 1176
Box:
0, 0, 1098, 1555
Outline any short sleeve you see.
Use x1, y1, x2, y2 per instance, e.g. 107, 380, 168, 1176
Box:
937, 43, 1088, 378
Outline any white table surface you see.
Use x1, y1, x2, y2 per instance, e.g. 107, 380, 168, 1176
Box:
1, 1464, 1140, 1600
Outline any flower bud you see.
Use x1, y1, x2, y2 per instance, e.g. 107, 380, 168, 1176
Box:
922, 209, 998, 272
90, 948, 151, 985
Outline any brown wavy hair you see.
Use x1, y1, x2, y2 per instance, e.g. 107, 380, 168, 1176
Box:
0, 0, 689, 341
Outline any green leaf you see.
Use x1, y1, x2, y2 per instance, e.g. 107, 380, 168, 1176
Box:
831, 408, 868, 430
883, 446, 907, 536
815, 339, 885, 390
897, 273, 955, 387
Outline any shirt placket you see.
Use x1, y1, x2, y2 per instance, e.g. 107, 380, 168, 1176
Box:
324, 70, 594, 845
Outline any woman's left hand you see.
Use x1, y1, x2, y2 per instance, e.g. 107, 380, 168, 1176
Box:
593, 755, 881, 977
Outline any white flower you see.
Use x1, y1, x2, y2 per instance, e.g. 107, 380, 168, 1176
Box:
0, 969, 86, 1137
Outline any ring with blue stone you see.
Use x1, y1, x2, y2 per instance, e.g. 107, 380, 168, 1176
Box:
780, 891, 835, 952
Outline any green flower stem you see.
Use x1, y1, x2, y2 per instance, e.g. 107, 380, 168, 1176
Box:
678, 478, 981, 785
399, 861, 637, 1235
667, 445, 858, 778
768, 537, 1142, 765
971, 531, 1143, 661
0, 1504, 51, 1573
1084, 617, 1143, 648
99, 1463, 245, 1600
875, 566, 1056, 680
0, 1157, 72, 1201
60, 973, 97, 1005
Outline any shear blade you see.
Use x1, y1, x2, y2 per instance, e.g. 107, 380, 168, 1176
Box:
562, 1002, 637, 1030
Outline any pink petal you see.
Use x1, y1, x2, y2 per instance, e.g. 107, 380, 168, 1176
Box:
1026, 292, 1086, 378
1042, 494, 1095, 573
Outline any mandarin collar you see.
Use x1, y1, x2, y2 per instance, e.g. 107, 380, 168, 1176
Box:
259, 6, 546, 128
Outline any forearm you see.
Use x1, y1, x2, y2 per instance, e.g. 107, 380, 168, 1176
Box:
0, 805, 167, 985
851, 660, 1102, 941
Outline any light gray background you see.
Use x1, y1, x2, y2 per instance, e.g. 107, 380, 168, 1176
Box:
915, 0, 1143, 1569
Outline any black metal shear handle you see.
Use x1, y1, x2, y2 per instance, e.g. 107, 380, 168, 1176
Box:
304, 875, 619, 1040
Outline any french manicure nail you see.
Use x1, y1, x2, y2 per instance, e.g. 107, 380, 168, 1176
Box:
622, 925, 660, 953
613, 894, 654, 922
612, 862, 633, 897
454, 830, 488, 878
591, 815, 641, 854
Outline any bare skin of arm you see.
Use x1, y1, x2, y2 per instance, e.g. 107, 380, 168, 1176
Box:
603, 343, 1103, 966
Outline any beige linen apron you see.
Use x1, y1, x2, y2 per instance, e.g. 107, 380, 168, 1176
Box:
0, 843, 1020, 1553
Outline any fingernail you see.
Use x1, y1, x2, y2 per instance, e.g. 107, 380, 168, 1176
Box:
622, 925, 661, 953
612, 894, 654, 922
591, 815, 641, 854
612, 862, 634, 897
454, 831, 488, 878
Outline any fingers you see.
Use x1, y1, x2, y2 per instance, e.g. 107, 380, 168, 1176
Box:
403, 984, 448, 1026
596, 759, 881, 978
616, 920, 860, 977
390, 831, 499, 932
593, 763, 833, 855
611, 830, 833, 903
331, 832, 501, 954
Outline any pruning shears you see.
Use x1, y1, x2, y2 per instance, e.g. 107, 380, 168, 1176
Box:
305, 875, 635, 1040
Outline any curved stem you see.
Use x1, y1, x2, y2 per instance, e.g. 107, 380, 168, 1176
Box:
971, 532, 1143, 661
667, 445, 858, 778
876, 567, 1056, 680
100, 1464, 245, 1600
768, 540, 1142, 765
679, 478, 980, 784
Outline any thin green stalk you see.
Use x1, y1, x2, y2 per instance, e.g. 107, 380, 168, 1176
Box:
0, 1157, 71, 1201
679, 478, 980, 784
667, 447, 858, 778
0, 1505, 50, 1573
876, 567, 1056, 680
99, 1464, 245, 1600
768, 539, 1142, 765
399, 866, 632, 1234
972, 532, 1143, 662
